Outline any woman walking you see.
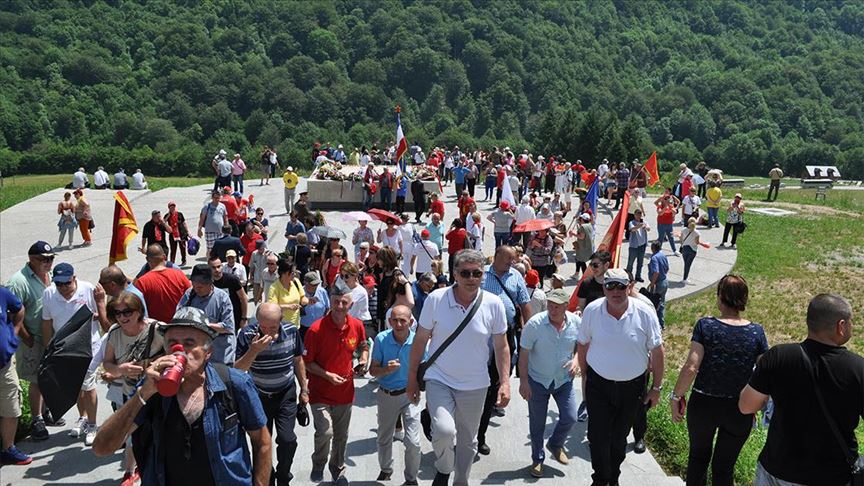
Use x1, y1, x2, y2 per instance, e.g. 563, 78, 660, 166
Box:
669, 275, 767, 486
720, 194, 746, 249
73, 189, 93, 246
57, 192, 78, 248
679, 217, 701, 284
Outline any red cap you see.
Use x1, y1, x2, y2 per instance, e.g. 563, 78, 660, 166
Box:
525, 269, 540, 287
167, 201, 176, 207
370, 244, 380, 252
499, 201, 510, 210
362, 275, 377, 287
421, 229, 430, 238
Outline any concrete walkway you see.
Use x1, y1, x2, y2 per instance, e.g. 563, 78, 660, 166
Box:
0, 178, 738, 485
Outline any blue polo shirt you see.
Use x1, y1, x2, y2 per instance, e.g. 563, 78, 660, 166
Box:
520, 310, 581, 389
481, 266, 530, 328
453, 166, 469, 184
648, 252, 669, 283
372, 329, 416, 391
134, 363, 267, 486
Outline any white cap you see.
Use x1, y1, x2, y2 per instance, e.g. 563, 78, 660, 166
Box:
286, 166, 294, 172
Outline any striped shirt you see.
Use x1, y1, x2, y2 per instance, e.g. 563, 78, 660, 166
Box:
481, 266, 530, 328
236, 321, 303, 393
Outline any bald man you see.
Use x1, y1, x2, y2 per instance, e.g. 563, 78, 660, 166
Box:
236, 302, 308, 486
97, 265, 148, 317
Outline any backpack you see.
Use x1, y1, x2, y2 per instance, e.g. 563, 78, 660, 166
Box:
131, 363, 236, 471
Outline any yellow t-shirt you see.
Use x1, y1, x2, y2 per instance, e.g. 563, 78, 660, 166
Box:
283, 171, 299, 190
267, 278, 303, 325
706, 187, 722, 208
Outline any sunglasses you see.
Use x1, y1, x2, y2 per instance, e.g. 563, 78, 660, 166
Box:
113, 308, 136, 318
55, 281, 73, 287
604, 282, 628, 291
590, 262, 604, 269
458, 269, 484, 279
36, 256, 55, 263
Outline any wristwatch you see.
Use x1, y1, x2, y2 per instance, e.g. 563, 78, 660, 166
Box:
651, 384, 663, 392
669, 391, 682, 401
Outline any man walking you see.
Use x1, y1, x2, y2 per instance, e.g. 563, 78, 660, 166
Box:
211, 225, 245, 263
407, 249, 511, 486
648, 241, 670, 329
283, 166, 299, 214
0, 285, 31, 465
132, 245, 190, 322
177, 264, 236, 365
766, 164, 783, 201
236, 303, 308, 486
519, 288, 581, 478
369, 305, 422, 484
303, 280, 368, 484
198, 190, 229, 253
577, 268, 665, 486
739, 294, 863, 486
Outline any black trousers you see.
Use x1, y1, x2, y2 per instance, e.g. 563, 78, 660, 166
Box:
466, 178, 476, 197
722, 223, 741, 245
767, 180, 780, 201
395, 195, 405, 215
259, 387, 299, 486
685, 392, 753, 486
477, 361, 501, 446
632, 373, 649, 442
586, 367, 645, 486
413, 196, 425, 221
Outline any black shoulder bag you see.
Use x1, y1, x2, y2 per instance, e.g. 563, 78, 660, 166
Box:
799, 345, 864, 486
416, 289, 484, 391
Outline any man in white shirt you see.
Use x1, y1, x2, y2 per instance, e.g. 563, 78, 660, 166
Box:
72, 167, 89, 189
93, 166, 110, 189
515, 195, 536, 248
131, 169, 147, 190
41, 263, 107, 447
217, 157, 233, 189
407, 250, 510, 486
577, 268, 665, 486
411, 229, 440, 280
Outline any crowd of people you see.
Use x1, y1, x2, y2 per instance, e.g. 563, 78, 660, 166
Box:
0, 147, 860, 486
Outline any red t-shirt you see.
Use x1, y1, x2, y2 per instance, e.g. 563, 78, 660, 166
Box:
220, 196, 240, 223
240, 233, 262, 265
446, 228, 467, 254
657, 204, 677, 225
496, 168, 506, 189
303, 314, 366, 405
133, 268, 192, 323
430, 200, 445, 218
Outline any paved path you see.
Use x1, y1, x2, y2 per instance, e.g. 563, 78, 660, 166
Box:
0, 178, 738, 485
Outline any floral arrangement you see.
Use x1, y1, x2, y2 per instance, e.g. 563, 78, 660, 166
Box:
314, 162, 364, 182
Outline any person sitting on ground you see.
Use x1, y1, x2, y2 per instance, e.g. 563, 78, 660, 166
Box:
113, 168, 129, 190
131, 169, 148, 190
93, 166, 110, 190
72, 167, 89, 190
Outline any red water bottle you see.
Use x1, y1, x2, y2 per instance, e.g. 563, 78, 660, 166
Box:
157, 344, 187, 397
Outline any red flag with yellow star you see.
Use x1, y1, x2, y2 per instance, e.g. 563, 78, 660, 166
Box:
108, 191, 138, 264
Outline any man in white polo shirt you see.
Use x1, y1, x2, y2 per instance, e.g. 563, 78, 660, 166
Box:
407, 249, 510, 486
577, 268, 665, 486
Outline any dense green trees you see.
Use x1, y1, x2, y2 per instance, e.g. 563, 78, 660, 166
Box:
1, 0, 863, 179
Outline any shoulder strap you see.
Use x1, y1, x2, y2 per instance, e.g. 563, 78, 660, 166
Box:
798, 345, 858, 468
212, 363, 237, 420
493, 272, 518, 307
424, 288, 484, 370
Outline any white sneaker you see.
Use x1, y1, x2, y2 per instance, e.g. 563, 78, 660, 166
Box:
84, 423, 98, 446
672, 251, 680, 257
69, 417, 87, 437
393, 428, 405, 441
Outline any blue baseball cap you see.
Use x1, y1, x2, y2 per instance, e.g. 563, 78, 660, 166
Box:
52, 263, 75, 283
232, 191, 242, 197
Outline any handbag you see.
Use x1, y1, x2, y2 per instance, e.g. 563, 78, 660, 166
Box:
799, 346, 864, 485
736, 221, 747, 234
416, 288, 483, 391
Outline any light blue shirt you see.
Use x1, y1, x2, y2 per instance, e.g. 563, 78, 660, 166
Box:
300, 285, 330, 328
520, 310, 581, 389
178, 287, 235, 365
425, 222, 444, 251
372, 329, 416, 391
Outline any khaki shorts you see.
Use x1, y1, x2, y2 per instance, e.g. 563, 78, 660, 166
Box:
1, 356, 23, 417
15, 341, 45, 383
81, 369, 98, 392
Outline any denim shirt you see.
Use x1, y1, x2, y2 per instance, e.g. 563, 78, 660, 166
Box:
135, 363, 267, 486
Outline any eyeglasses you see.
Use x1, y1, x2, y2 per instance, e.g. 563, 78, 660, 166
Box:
604, 282, 628, 291
458, 269, 484, 279
113, 308, 136, 318
590, 262, 604, 269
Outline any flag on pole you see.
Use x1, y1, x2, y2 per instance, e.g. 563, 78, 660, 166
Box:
108, 191, 138, 264
567, 191, 630, 311
500, 174, 517, 208
644, 151, 660, 187
584, 179, 599, 221
395, 107, 408, 163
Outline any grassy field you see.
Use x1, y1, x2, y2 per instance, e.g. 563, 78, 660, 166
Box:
646, 198, 864, 484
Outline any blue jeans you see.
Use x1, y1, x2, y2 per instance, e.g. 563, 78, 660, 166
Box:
707, 207, 719, 227
528, 376, 578, 465
232, 174, 244, 193
654, 279, 668, 329
494, 231, 510, 248
656, 224, 677, 252
380, 188, 392, 210
364, 190, 373, 210
625, 244, 647, 280
682, 246, 697, 280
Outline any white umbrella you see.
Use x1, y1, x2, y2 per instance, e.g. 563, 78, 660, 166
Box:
343, 211, 373, 222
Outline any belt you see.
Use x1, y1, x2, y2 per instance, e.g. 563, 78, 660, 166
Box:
258, 387, 290, 398
379, 388, 406, 396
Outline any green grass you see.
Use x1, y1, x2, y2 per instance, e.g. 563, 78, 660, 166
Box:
648, 205, 864, 484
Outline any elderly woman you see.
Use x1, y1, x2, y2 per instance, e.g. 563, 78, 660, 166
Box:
57, 191, 78, 248
101, 292, 164, 483
720, 194, 746, 249
266, 259, 308, 326
528, 228, 554, 283
670, 275, 767, 486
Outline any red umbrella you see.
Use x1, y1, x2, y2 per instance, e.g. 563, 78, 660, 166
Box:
367, 208, 403, 224
513, 218, 555, 233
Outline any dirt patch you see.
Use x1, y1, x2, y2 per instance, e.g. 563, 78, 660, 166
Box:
763, 201, 860, 218
806, 248, 864, 271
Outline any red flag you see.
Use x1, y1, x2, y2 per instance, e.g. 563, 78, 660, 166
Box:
109, 191, 139, 265
644, 151, 660, 187
567, 192, 630, 311
395, 107, 408, 162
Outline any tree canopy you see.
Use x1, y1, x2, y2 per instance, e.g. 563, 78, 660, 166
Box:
1, 0, 863, 178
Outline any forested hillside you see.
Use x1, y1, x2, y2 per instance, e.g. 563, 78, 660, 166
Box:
1, 0, 863, 178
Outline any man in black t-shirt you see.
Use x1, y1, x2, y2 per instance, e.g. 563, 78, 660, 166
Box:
140, 210, 172, 254
576, 251, 611, 312
209, 256, 248, 331
740, 293, 863, 486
